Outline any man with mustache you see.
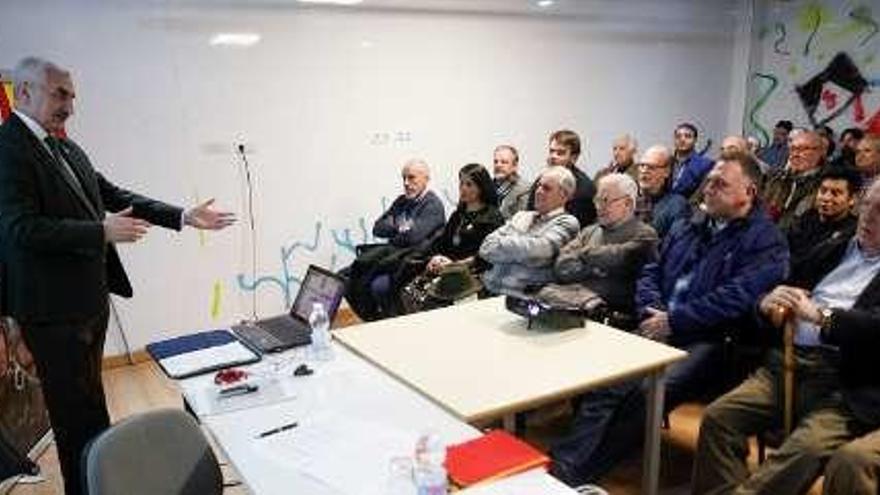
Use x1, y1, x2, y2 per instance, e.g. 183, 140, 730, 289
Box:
0, 57, 235, 494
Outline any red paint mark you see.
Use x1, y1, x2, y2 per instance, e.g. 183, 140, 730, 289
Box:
822, 88, 838, 110
854, 93, 866, 122
865, 107, 880, 136
0, 86, 11, 121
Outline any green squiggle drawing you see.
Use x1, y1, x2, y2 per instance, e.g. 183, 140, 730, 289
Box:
799, 3, 828, 56
850, 6, 879, 47
749, 73, 780, 146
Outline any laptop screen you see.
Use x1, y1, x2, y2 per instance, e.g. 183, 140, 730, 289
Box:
291, 265, 346, 322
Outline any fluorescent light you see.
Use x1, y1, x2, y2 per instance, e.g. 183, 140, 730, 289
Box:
537, 0, 554, 7
210, 33, 261, 47
298, 0, 363, 5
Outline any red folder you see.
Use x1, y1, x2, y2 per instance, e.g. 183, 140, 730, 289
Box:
445, 430, 551, 486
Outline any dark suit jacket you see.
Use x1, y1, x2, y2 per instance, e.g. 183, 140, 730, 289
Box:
0, 114, 182, 323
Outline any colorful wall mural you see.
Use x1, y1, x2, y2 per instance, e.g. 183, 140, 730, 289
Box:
747, 1, 880, 144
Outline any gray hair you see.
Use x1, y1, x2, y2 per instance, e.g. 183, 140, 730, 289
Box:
541, 166, 576, 197
614, 134, 638, 152
13, 56, 65, 91
598, 173, 639, 205
640, 144, 672, 167
402, 158, 430, 179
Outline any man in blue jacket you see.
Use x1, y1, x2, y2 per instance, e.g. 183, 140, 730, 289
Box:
550, 151, 788, 487
670, 122, 715, 199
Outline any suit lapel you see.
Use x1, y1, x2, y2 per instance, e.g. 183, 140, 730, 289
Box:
53, 139, 102, 217
9, 115, 100, 220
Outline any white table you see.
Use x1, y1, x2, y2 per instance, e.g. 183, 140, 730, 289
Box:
335, 297, 687, 495
178, 343, 576, 494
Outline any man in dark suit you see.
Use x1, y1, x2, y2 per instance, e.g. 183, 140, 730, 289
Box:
0, 57, 235, 494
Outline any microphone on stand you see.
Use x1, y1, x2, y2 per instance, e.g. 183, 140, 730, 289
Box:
237, 143, 258, 321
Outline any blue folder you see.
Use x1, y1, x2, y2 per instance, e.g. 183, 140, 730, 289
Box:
146, 329, 260, 379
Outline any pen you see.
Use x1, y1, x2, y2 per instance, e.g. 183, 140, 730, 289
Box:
256, 421, 298, 439
217, 383, 259, 399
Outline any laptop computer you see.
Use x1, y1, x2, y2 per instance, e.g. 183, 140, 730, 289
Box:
232, 265, 346, 354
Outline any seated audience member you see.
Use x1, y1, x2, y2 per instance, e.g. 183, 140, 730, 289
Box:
594, 134, 639, 182
692, 178, 880, 495
758, 120, 793, 169
480, 166, 580, 296
344, 159, 445, 321
539, 173, 658, 318
787, 166, 860, 278
832, 127, 864, 168
550, 152, 788, 487
763, 130, 827, 232
817, 124, 837, 159
634, 144, 690, 238
493, 144, 530, 219
670, 122, 714, 198
527, 129, 598, 226
396, 163, 504, 313
719, 135, 769, 176
855, 134, 880, 190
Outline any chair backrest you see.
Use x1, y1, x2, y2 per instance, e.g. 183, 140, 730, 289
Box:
83, 408, 222, 495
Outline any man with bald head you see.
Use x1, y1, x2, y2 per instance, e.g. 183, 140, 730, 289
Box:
763, 130, 827, 231
0, 56, 235, 494
635, 144, 689, 238
346, 158, 446, 321
594, 134, 639, 182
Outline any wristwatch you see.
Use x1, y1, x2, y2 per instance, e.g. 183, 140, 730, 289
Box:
818, 307, 834, 332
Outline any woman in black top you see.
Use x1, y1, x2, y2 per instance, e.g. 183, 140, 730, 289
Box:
423, 163, 504, 273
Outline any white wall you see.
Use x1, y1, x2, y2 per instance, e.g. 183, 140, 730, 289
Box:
0, 0, 749, 353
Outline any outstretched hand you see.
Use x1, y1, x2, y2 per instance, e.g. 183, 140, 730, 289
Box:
184, 198, 236, 231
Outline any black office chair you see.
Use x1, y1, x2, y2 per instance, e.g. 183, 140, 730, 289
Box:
82, 409, 223, 495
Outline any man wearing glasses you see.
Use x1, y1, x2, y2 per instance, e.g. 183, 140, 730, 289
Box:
0, 57, 235, 494
763, 130, 827, 232
634, 144, 690, 238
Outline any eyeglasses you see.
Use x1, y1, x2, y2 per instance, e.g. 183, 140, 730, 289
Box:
637, 162, 667, 171
789, 145, 821, 153
593, 195, 629, 207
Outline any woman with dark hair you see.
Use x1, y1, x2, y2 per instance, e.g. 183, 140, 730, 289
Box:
394, 164, 505, 314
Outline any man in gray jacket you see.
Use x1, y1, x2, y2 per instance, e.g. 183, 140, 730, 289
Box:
540, 173, 658, 317
493, 144, 531, 219
480, 166, 580, 296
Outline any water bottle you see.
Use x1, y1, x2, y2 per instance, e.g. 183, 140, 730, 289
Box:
308, 302, 334, 361
414, 431, 447, 495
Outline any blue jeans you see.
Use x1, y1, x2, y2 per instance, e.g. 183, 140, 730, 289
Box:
550, 341, 723, 486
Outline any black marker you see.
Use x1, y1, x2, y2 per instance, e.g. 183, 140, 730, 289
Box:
256, 421, 298, 439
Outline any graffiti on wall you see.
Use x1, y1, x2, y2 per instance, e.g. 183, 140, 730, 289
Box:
749, 1, 880, 144
232, 190, 458, 313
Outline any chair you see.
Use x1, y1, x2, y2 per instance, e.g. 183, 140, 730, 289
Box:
82, 408, 222, 495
